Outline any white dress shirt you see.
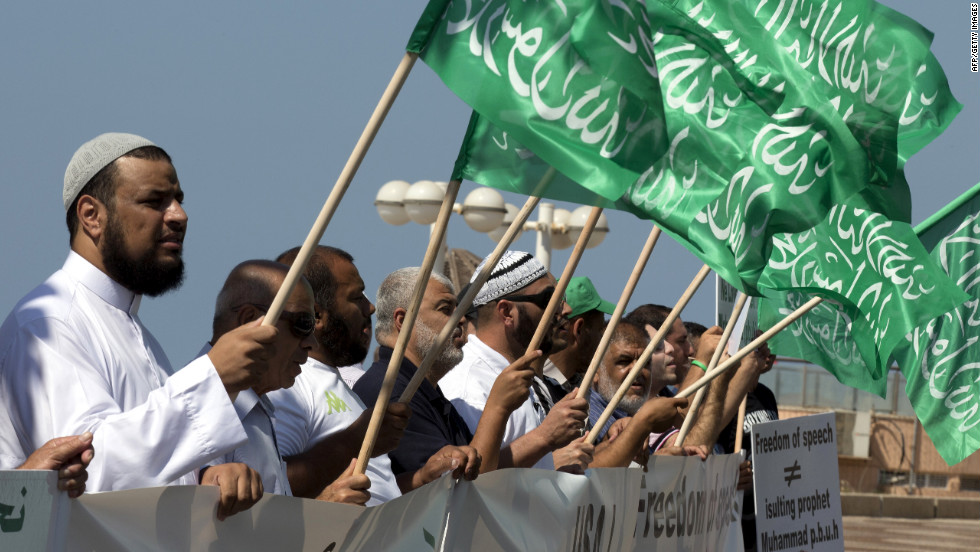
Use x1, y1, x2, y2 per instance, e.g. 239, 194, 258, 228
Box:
0, 252, 246, 491
199, 345, 291, 495
439, 335, 554, 470
267, 358, 401, 506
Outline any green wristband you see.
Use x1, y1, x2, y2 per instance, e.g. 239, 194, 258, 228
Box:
691, 359, 708, 372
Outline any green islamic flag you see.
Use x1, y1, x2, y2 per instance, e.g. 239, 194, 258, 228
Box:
451, 110, 740, 263
435, 2, 900, 287
893, 183, 980, 465
691, 0, 962, 170
646, 0, 962, 291
624, 3, 872, 290
451, 110, 725, 254
760, 186, 980, 465
758, 206, 969, 393
416, 0, 958, 294
411, 0, 671, 202
453, 112, 615, 208
406, 0, 449, 54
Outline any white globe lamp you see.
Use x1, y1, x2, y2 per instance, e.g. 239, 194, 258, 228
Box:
403, 180, 444, 225
568, 206, 610, 248
374, 180, 411, 226
550, 208, 574, 250
462, 187, 507, 233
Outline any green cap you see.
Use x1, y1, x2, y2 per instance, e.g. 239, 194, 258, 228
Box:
565, 277, 616, 319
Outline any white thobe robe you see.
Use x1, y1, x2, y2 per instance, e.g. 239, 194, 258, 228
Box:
0, 252, 246, 490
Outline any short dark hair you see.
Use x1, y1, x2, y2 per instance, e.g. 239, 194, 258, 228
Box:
684, 321, 708, 352
684, 321, 708, 339
623, 303, 670, 332
65, 146, 172, 237
276, 245, 354, 310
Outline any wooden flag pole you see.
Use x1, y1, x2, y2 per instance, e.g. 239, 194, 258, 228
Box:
675, 293, 749, 447
523, 206, 603, 374
264, 52, 418, 327
677, 296, 824, 399
354, 176, 459, 474
734, 396, 748, 451
397, 194, 543, 403
576, 226, 661, 399
586, 264, 712, 445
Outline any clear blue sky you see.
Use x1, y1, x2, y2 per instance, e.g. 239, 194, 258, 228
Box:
0, 1, 975, 367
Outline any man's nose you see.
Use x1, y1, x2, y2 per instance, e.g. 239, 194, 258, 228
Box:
300, 332, 316, 351
165, 199, 187, 228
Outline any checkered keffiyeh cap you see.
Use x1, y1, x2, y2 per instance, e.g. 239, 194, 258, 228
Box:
63, 132, 157, 211
470, 250, 547, 307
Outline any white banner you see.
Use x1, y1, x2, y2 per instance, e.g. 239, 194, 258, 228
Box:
633, 454, 742, 551
446, 466, 642, 551
1, 455, 748, 551
67, 485, 363, 552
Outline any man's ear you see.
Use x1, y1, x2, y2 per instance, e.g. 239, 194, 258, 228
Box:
76, 195, 107, 241
236, 305, 259, 327
393, 307, 407, 333
571, 317, 586, 340
496, 300, 517, 328
314, 306, 328, 331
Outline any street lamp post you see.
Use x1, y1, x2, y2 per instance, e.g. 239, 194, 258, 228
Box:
534, 203, 553, 270
375, 180, 507, 273
375, 181, 609, 272
513, 203, 609, 271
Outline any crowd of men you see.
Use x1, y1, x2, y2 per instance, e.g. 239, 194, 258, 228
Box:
0, 133, 777, 547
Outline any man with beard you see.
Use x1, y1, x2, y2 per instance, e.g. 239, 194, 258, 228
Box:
268, 246, 410, 505
440, 251, 594, 471
624, 304, 696, 393
586, 321, 695, 467
0, 134, 278, 519
587, 322, 685, 441
355, 267, 540, 484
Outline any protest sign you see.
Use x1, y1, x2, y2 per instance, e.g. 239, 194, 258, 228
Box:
751, 412, 844, 552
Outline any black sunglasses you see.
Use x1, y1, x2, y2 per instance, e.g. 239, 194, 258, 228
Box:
235, 303, 316, 338
499, 286, 564, 310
